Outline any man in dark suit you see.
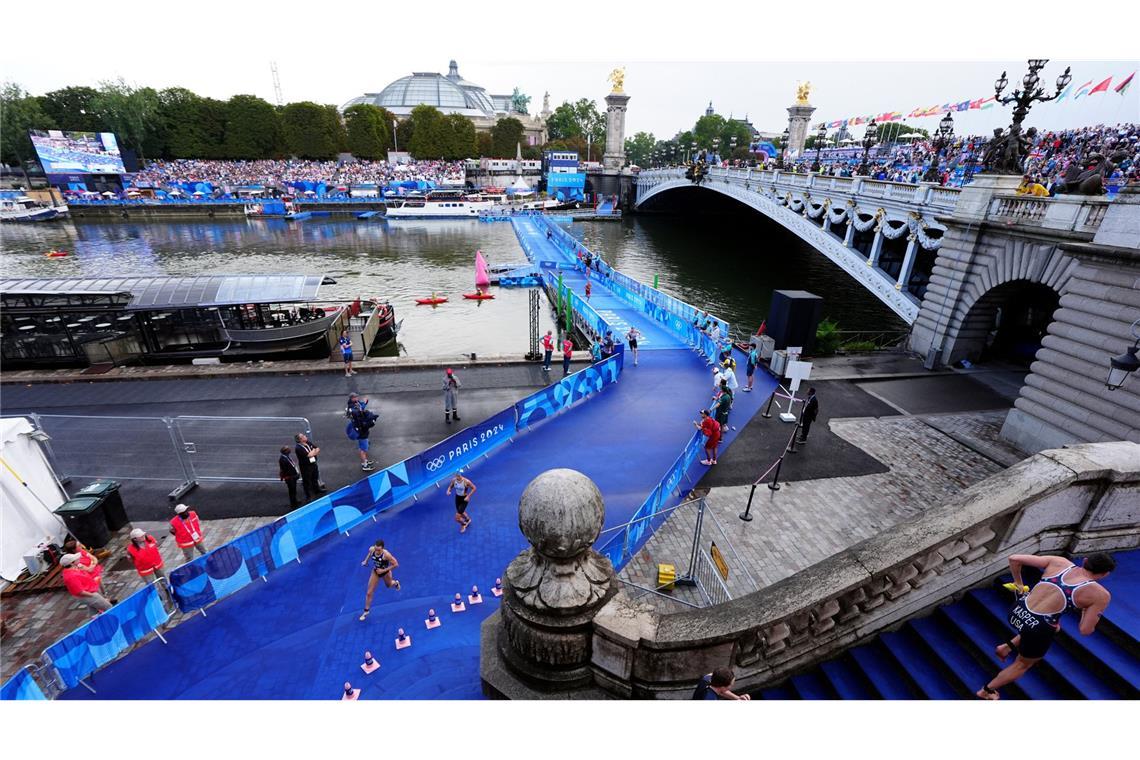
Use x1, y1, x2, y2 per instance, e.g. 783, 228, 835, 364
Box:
798, 387, 819, 444
279, 445, 301, 507
294, 432, 326, 500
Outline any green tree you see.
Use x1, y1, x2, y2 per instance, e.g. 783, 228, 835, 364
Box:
624, 131, 656, 167
152, 87, 210, 158
223, 94, 282, 159
445, 113, 476, 159
91, 79, 160, 160
395, 117, 414, 153
344, 103, 390, 159
476, 131, 493, 157
692, 114, 726, 150
37, 86, 106, 133
546, 98, 604, 144
0, 82, 56, 168
281, 101, 338, 159
197, 98, 229, 158
324, 104, 347, 153
407, 105, 449, 159
719, 120, 754, 156
490, 117, 525, 158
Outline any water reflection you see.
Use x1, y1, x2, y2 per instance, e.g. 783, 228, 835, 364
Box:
2, 213, 904, 358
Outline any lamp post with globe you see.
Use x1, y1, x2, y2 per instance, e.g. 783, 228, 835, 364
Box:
811, 123, 827, 173
778, 127, 790, 170
858, 118, 878, 176
922, 112, 955, 183
987, 59, 1072, 173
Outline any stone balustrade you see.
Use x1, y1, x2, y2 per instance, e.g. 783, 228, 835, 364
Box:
586, 441, 1140, 699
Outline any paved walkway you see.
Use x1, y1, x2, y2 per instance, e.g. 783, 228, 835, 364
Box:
618, 411, 1010, 609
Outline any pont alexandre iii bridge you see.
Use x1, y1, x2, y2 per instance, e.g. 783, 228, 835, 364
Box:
634, 168, 1140, 454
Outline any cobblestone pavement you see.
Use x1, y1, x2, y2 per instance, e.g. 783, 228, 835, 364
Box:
0, 516, 273, 684
618, 411, 1008, 607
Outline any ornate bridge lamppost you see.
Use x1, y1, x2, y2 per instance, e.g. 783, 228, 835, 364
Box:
922, 112, 954, 183
690, 141, 698, 162
778, 127, 790, 169
730, 135, 738, 164
810, 123, 827, 173
987, 59, 1072, 174
858, 118, 877, 176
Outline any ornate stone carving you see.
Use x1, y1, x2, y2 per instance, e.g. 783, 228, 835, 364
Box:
495, 469, 617, 690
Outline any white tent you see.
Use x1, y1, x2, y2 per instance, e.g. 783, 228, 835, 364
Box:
0, 418, 67, 583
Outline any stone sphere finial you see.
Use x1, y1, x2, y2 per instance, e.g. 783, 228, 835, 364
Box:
518, 469, 604, 558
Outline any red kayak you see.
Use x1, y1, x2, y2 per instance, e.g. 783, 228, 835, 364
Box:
462, 293, 495, 300
416, 296, 448, 305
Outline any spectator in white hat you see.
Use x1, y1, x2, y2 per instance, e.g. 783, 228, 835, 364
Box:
60, 553, 115, 614
126, 528, 166, 583
170, 504, 208, 562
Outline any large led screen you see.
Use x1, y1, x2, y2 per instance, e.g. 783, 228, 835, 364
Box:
29, 130, 126, 174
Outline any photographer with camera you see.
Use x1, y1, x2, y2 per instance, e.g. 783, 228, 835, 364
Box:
345, 392, 379, 472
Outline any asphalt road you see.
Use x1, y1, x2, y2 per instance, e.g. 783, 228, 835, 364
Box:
2, 365, 555, 521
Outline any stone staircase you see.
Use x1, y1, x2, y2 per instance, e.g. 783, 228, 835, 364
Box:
757, 550, 1140, 700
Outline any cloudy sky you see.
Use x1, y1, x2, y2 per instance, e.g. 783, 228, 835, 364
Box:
3, 2, 1136, 140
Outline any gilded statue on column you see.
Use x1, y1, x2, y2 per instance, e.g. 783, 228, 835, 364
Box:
795, 81, 812, 105
607, 67, 625, 93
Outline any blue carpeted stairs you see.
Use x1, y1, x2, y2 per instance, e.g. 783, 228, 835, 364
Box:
758, 549, 1140, 700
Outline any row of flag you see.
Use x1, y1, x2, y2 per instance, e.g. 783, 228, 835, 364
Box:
823, 71, 1135, 130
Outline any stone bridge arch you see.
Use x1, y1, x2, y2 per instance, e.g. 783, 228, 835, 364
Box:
909, 231, 1079, 366
636, 177, 942, 324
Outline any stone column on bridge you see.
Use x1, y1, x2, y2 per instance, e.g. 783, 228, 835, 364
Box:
786, 83, 817, 161
867, 226, 885, 267
896, 234, 919, 291
603, 76, 631, 172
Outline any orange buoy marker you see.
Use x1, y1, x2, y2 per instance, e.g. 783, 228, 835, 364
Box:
492, 578, 503, 598
360, 650, 380, 674
451, 593, 466, 613
468, 585, 483, 605
395, 628, 412, 650
425, 608, 441, 630
342, 682, 361, 700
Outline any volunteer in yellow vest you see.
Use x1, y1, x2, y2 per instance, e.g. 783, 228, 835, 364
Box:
170, 503, 208, 562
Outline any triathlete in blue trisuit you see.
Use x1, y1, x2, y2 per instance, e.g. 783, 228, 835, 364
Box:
977, 552, 1114, 700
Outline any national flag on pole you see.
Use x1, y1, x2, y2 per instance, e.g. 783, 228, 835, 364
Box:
1072, 80, 1093, 100
1088, 76, 1113, 96
1115, 71, 1135, 95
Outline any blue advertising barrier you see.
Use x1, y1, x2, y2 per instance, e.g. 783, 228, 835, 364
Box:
535, 216, 731, 348
42, 584, 170, 691
417, 406, 518, 483
0, 667, 47, 701
516, 354, 622, 429
596, 431, 704, 569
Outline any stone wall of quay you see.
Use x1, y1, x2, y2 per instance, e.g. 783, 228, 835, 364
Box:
585, 441, 1140, 698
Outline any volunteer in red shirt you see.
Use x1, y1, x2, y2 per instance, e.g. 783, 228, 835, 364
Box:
562, 336, 574, 377
127, 528, 166, 583
60, 553, 114, 614
694, 408, 722, 466
170, 503, 208, 562
541, 330, 555, 372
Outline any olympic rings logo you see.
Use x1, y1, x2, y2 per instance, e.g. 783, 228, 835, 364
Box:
425, 456, 447, 472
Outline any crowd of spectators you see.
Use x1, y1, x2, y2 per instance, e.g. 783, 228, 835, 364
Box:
132, 158, 466, 190
677, 122, 1138, 194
